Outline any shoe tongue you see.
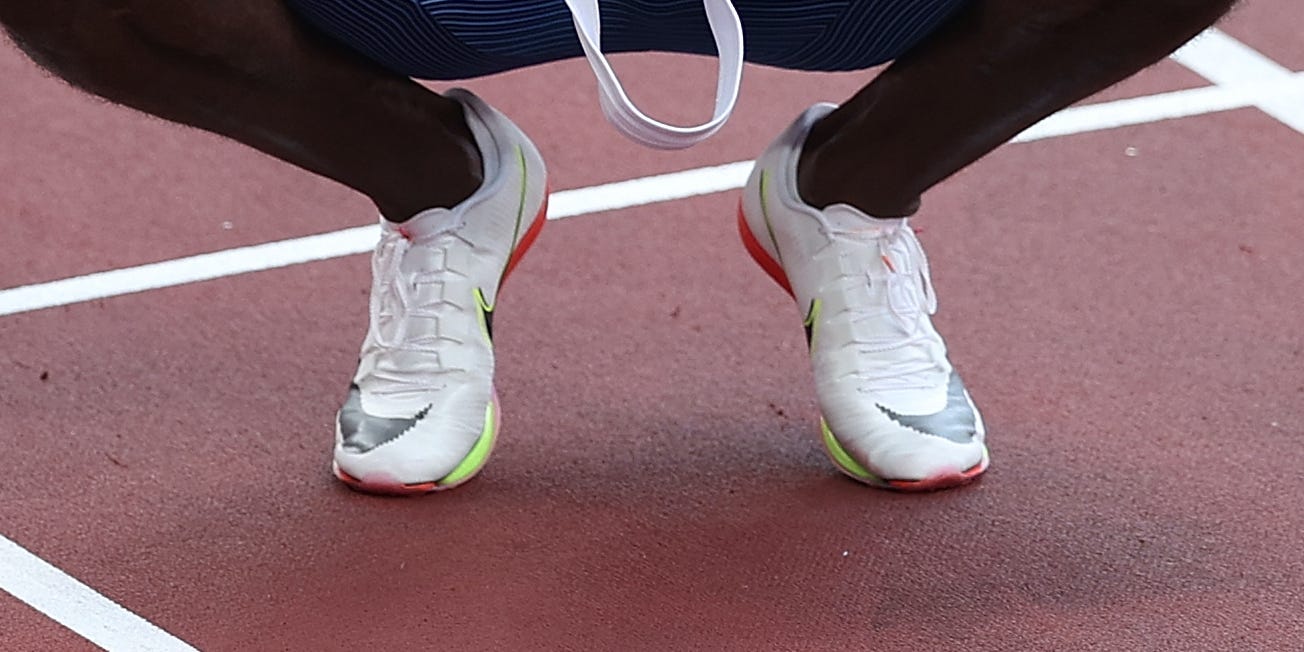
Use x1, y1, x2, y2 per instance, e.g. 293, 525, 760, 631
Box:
383, 207, 465, 241
821, 203, 906, 234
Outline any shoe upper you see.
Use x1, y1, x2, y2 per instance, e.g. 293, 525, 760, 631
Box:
740, 104, 986, 482
336, 89, 547, 484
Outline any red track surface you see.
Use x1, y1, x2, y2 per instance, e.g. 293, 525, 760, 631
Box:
3, 4, 1303, 650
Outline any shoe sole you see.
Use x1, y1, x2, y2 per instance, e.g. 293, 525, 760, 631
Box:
332, 192, 550, 495
737, 203, 989, 491
821, 417, 989, 492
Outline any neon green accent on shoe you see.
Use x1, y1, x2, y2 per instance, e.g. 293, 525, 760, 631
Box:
821, 418, 882, 483
438, 399, 497, 486
499, 144, 530, 287
758, 170, 784, 263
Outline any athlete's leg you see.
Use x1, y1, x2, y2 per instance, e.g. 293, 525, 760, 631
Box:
799, 0, 1238, 217
0, 0, 479, 220
1, 1, 555, 495
737, 0, 1235, 490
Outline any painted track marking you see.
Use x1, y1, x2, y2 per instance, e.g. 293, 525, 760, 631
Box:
2, 26, 1301, 652
0, 537, 197, 651
1172, 29, 1304, 134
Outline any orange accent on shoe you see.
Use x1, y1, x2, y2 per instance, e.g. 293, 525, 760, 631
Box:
334, 467, 441, 496
881, 255, 896, 273
883, 459, 988, 493
737, 203, 794, 299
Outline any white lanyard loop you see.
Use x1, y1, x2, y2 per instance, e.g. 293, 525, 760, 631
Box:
563, 0, 745, 149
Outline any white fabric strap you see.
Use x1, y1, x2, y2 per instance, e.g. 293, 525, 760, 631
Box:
563, 0, 744, 150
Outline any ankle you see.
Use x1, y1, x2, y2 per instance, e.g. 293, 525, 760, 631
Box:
796, 139, 921, 218
374, 95, 484, 222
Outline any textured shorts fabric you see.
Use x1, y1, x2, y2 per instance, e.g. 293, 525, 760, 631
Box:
286, 0, 969, 80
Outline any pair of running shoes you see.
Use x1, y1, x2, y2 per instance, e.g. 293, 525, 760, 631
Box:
332, 89, 989, 495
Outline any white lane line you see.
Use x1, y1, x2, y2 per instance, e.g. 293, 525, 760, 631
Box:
0, 225, 378, 319
1171, 28, 1304, 133
1, 536, 198, 651
1014, 73, 1302, 142
4, 70, 1301, 319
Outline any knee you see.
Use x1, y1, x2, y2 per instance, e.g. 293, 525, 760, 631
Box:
1136, 0, 1238, 30
0, 1, 66, 64
0, 0, 70, 36
0, 0, 253, 100
1015, 0, 1235, 35
1153, 0, 1238, 15
0, 1, 125, 88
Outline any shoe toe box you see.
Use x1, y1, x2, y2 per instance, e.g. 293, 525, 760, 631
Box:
821, 375, 988, 485
334, 385, 495, 486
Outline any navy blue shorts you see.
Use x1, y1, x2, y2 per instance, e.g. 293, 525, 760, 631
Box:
286, 0, 969, 80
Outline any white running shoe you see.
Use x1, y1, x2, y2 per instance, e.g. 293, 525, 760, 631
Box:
738, 104, 989, 491
333, 89, 548, 495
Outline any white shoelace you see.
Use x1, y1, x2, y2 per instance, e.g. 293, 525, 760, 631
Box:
824, 222, 947, 391
365, 228, 471, 396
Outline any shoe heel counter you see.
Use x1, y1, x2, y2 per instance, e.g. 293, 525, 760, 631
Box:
516, 135, 549, 231
481, 97, 549, 244
500, 126, 548, 279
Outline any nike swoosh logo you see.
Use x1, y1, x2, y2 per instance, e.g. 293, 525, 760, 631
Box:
876, 403, 924, 431
338, 384, 433, 453
873, 373, 978, 444
475, 287, 494, 343
802, 298, 822, 349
